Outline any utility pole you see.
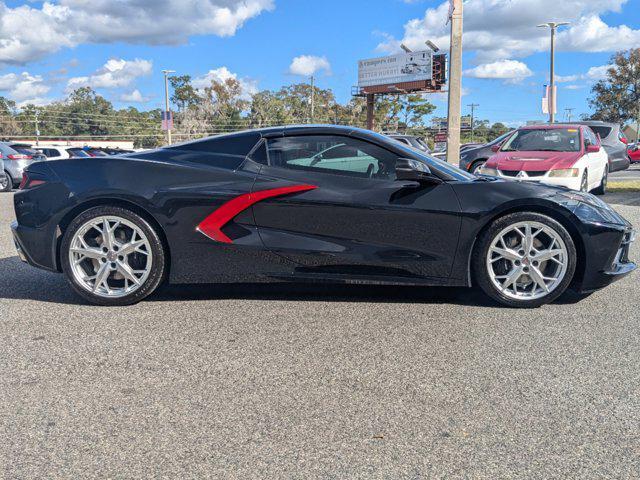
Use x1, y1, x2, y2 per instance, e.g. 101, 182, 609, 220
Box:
34, 110, 40, 146
538, 22, 569, 124
162, 69, 175, 145
564, 107, 575, 122
467, 103, 479, 141
310, 75, 315, 124
446, 0, 463, 164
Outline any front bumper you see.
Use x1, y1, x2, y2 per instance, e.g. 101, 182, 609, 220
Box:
490, 169, 583, 190
577, 224, 636, 292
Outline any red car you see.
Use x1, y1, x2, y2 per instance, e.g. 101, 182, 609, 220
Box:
628, 144, 640, 163
481, 124, 609, 193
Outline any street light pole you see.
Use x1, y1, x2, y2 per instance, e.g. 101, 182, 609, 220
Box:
446, 0, 463, 164
162, 69, 175, 145
538, 22, 569, 124
310, 75, 316, 124
467, 103, 479, 142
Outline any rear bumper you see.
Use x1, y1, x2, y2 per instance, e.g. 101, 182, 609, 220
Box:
11, 221, 59, 272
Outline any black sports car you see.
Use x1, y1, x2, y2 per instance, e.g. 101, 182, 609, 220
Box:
11, 125, 636, 307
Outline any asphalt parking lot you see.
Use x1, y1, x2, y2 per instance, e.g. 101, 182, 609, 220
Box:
1, 192, 639, 478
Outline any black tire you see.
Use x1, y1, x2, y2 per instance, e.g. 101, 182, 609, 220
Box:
580, 170, 588, 192
472, 212, 577, 308
60, 206, 167, 306
1, 171, 12, 192
593, 165, 608, 195
470, 160, 486, 175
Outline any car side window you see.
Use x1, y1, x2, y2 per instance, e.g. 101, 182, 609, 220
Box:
584, 128, 597, 148
266, 135, 397, 180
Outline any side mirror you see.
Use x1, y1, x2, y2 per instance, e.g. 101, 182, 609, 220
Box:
586, 144, 600, 153
395, 158, 441, 184
491, 144, 501, 153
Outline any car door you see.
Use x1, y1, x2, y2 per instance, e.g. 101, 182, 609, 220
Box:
250, 134, 462, 281
583, 127, 605, 189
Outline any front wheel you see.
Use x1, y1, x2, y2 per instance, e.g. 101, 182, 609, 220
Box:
473, 212, 576, 308
0, 171, 12, 192
593, 165, 608, 195
471, 161, 486, 175
61, 206, 167, 306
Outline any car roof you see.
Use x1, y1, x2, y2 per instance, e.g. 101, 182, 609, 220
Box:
557, 120, 618, 127
166, 124, 389, 150
519, 124, 584, 130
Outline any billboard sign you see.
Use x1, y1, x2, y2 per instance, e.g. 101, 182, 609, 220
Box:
358, 51, 433, 88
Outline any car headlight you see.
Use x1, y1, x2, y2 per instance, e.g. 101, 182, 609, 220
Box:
556, 191, 626, 225
548, 168, 579, 178
481, 167, 498, 176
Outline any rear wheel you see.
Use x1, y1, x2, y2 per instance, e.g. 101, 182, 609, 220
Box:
61, 206, 166, 306
1, 171, 12, 192
473, 212, 576, 308
593, 165, 608, 195
471, 160, 486, 175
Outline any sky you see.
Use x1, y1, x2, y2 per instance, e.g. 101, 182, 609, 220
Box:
0, 0, 639, 127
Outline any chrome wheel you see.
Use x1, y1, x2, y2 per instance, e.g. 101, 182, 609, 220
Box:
68, 216, 153, 298
486, 221, 569, 301
580, 171, 588, 192
0, 175, 8, 190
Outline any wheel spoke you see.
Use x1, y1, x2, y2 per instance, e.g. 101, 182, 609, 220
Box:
491, 246, 520, 262
528, 266, 549, 293
119, 238, 147, 256
116, 261, 141, 286
93, 263, 111, 293
71, 246, 104, 260
533, 248, 564, 263
501, 267, 523, 291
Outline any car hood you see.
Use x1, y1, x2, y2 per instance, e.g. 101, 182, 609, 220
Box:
486, 150, 582, 171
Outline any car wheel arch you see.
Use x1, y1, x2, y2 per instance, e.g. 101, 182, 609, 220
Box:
469, 159, 487, 172
467, 203, 587, 289
55, 197, 171, 276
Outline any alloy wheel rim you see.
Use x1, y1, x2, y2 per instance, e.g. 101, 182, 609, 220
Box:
581, 173, 588, 192
0, 175, 7, 189
68, 216, 153, 298
486, 221, 568, 301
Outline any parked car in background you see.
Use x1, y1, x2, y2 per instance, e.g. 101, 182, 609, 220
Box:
34, 145, 71, 160
558, 121, 630, 172
459, 131, 514, 174
628, 143, 640, 163
66, 147, 109, 158
481, 124, 609, 194
387, 134, 431, 153
0, 142, 45, 192
0, 154, 6, 191
101, 147, 136, 155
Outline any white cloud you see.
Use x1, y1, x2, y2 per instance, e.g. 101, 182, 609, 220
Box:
192, 66, 259, 100
66, 58, 152, 92
0, 72, 52, 105
377, 0, 640, 63
464, 60, 533, 81
288, 55, 331, 76
119, 89, 150, 103
0, 0, 274, 65
556, 64, 612, 83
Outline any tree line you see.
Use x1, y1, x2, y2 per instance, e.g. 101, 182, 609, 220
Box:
6, 47, 638, 149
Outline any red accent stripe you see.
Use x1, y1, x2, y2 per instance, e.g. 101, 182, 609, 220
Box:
197, 184, 317, 243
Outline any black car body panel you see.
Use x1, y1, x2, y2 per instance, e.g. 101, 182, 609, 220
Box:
11, 125, 636, 296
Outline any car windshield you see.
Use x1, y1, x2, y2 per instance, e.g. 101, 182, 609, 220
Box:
70, 149, 91, 157
12, 146, 38, 156
488, 131, 513, 146
501, 128, 581, 152
589, 126, 612, 140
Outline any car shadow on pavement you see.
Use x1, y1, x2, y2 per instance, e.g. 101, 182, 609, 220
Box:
0, 255, 592, 308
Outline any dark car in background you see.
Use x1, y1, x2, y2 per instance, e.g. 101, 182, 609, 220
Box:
387, 134, 430, 153
458, 131, 514, 173
558, 121, 629, 172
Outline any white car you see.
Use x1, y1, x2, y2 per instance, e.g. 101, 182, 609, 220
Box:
33, 145, 71, 160
481, 125, 609, 194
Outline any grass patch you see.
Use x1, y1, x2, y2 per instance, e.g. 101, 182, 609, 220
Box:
608, 181, 640, 192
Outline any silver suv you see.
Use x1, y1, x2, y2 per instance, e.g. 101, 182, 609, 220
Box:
0, 142, 46, 192
558, 121, 630, 172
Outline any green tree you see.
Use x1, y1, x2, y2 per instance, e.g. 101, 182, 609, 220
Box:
169, 75, 199, 111
588, 49, 640, 123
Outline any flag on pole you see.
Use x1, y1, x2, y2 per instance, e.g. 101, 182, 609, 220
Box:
541, 85, 557, 115
161, 111, 173, 131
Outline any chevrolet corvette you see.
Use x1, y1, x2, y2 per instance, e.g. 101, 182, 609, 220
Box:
11, 125, 636, 307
